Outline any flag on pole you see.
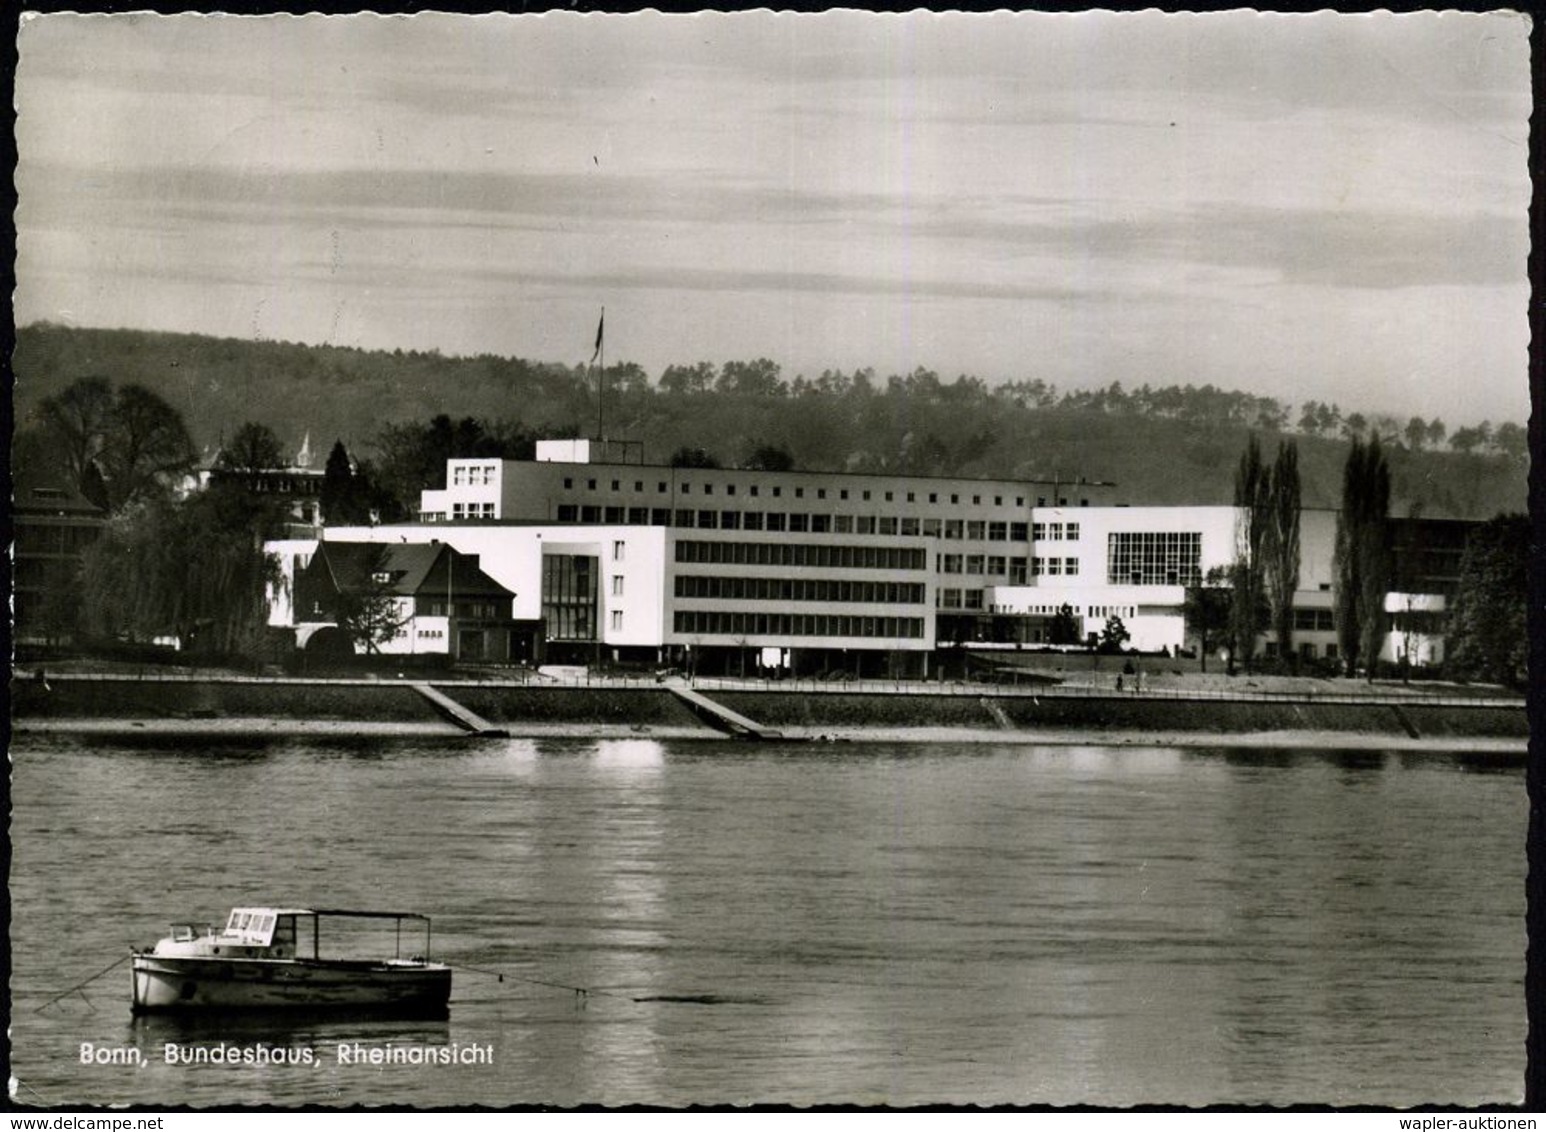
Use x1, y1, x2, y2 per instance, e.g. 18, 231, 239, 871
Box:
590, 310, 605, 364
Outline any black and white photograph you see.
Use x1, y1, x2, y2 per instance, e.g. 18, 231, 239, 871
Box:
8, 8, 1531, 1110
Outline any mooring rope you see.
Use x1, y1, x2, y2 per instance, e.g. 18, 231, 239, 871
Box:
34, 953, 133, 1013
446, 962, 641, 1007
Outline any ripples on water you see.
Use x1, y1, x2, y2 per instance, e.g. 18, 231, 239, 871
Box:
9, 736, 1525, 1107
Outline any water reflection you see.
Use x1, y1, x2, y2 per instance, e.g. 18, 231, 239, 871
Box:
8, 736, 1526, 1107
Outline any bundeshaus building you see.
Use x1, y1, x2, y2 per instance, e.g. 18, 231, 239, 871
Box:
265, 439, 1438, 676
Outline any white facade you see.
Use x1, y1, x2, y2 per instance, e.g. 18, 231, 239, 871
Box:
419, 460, 506, 522
269, 525, 671, 651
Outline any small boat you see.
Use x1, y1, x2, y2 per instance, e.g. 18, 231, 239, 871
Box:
131, 907, 452, 1017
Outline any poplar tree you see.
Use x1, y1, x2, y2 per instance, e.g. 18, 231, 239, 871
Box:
1231, 434, 1271, 671
1263, 440, 1302, 667
1333, 435, 1391, 679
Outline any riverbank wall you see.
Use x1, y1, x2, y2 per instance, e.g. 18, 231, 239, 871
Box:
9, 675, 1527, 745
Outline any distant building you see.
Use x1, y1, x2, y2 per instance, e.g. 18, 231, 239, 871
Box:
13, 469, 107, 645
280, 539, 530, 662
266, 441, 1484, 675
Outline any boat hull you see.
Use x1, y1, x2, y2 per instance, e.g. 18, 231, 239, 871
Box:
131, 955, 451, 1017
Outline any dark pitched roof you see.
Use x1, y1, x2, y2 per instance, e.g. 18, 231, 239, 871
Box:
313, 541, 514, 599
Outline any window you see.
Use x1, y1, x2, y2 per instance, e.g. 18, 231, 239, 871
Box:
817, 489, 826, 499
1066, 558, 1079, 576
1009, 558, 1028, 584
682, 483, 691, 494
704, 484, 713, 496
727, 484, 736, 496
963, 589, 984, 610
1032, 523, 1046, 540
929, 493, 938, 504
944, 520, 963, 540
885, 492, 894, 502
988, 521, 1007, 541
452, 503, 466, 519
767, 513, 787, 532
557, 504, 578, 521
987, 556, 1007, 576
1032, 556, 1044, 576
840, 490, 848, 500
965, 554, 985, 574
833, 515, 853, 533
611, 480, 620, 491
563, 477, 574, 489
901, 518, 920, 536
967, 520, 985, 540
907, 492, 915, 503
795, 488, 805, 499
722, 511, 741, 530
587, 479, 597, 490
612, 575, 624, 596
1106, 531, 1202, 586
611, 610, 623, 631
922, 518, 941, 536
604, 506, 623, 523
857, 516, 876, 535
651, 509, 670, 525
1048, 523, 1064, 540
972, 495, 981, 505
789, 513, 809, 532
1065, 523, 1080, 541
1010, 522, 1028, 541
879, 517, 898, 535
698, 510, 718, 529
581, 505, 600, 522
744, 512, 765, 531
994, 496, 1002, 506
811, 514, 831, 533
773, 487, 782, 498
635, 481, 644, 492
939, 588, 963, 609
750, 485, 760, 497
943, 554, 963, 574
675, 509, 694, 527
951, 494, 959, 505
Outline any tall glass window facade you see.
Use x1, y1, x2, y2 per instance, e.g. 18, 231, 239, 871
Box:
542, 554, 598, 640
1106, 532, 1202, 586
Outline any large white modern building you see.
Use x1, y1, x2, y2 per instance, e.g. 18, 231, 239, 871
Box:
265, 437, 1459, 675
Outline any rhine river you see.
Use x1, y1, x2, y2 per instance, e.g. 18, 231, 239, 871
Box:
8, 735, 1524, 1107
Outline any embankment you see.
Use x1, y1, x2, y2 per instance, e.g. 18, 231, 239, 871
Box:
8, 676, 1526, 749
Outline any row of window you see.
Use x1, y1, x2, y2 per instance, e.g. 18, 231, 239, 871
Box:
675, 541, 927, 571
936, 555, 1082, 577
450, 464, 499, 486
553, 504, 1051, 541
675, 575, 927, 605
451, 502, 497, 519
562, 475, 1088, 510
673, 611, 926, 640
1292, 609, 1337, 632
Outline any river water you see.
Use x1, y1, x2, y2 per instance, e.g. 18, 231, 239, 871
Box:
8, 735, 1525, 1107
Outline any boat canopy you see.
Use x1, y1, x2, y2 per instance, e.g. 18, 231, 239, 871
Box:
214, 908, 434, 955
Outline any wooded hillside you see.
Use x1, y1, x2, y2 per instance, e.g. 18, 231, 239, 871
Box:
11, 323, 1524, 519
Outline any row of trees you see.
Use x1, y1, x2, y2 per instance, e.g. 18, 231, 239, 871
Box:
648, 361, 1521, 460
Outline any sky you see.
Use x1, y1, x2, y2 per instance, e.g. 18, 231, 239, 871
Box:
13, 10, 1532, 425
